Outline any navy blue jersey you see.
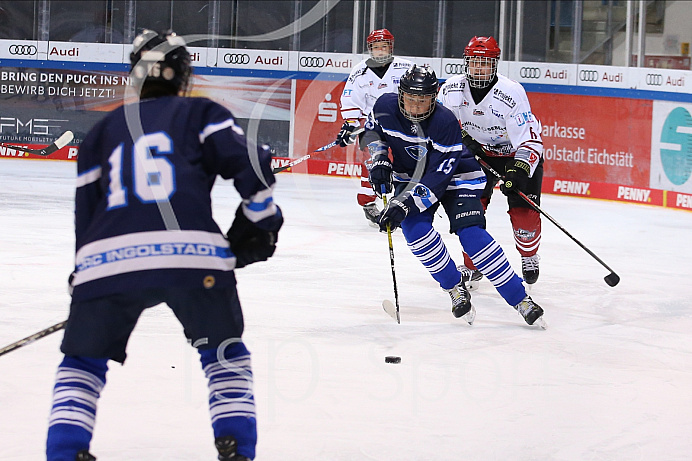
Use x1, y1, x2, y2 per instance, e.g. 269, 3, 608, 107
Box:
72, 96, 282, 302
365, 93, 486, 214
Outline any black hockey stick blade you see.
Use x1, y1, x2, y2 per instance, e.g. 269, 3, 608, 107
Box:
382, 299, 400, 323
604, 272, 620, 287
0, 321, 66, 358
0, 130, 74, 156
474, 155, 620, 288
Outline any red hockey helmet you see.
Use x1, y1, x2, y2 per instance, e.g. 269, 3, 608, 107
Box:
367, 29, 394, 64
464, 36, 501, 58
463, 36, 500, 88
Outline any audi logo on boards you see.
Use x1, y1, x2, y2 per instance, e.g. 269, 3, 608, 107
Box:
9, 44, 37, 56
300, 56, 325, 68
223, 53, 250, 65
445, 63, 464, 75
645, 73, 663, 86
579, 70, 599, 82
519, 67, 541, 79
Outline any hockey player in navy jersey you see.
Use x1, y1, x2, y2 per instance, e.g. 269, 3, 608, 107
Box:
45, 30, 282, 461
364, 65, 545, 327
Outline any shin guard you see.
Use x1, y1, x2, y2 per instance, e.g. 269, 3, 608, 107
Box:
508, 207, 541, 257
457, 226, 526, 306
200, 341, 257, 460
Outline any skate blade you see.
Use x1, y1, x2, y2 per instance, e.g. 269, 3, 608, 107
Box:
533, 316, 547, 330
462, 305, 476, 325
467, 279, 480, 291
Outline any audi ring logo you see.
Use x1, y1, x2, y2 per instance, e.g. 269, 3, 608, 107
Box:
9, 44, 37, 56
300, 56, 325, 68
579, 70, 599, 82
445, 63, 464, 75
519, 67, 541, 79
223, 53, 250, 65
645, 73, 663, 86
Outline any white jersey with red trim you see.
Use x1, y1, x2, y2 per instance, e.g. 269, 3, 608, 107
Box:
340, 57, 413, 124
438, 73, 543, 175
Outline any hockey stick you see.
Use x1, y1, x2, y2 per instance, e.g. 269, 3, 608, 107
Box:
0, 321, 66, 358
380, 186, 401, 323
272, 128, 364, 174
0, 131, 74, 157
475, 156, 620, 287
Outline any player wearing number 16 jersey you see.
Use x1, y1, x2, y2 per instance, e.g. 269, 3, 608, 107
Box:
46, 30, 281, 461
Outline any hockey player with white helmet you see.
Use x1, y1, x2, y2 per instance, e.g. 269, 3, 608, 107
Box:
336, 28, 413, 226
365, 65, 545, 328
439, 36, 544, 285
45, 30, 282, 461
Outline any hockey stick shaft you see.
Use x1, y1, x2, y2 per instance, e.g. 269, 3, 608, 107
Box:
272, 128, 364, 174
0, 321, 66, 358
475, 156, 620, 287
381, 186, 401, 323
0, 130, 74, 156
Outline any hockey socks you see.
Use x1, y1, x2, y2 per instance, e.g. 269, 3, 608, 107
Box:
401, 213, 460, 290
46, 356, 108, 461
508, 207, 541, 257
457, 226, 526, 306
199, 341, 257, 460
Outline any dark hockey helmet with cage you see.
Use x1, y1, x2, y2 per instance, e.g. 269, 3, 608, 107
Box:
463, 36, 501, 88
129, 29, 191, 94
398, 65, 439, 122
367, 28, 394, 64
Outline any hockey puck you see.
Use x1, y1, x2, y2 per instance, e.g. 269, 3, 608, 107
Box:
385, 356, 401, 364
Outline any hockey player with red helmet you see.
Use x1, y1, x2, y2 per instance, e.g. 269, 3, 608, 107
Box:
439, 36, 544, 285
336, 28, 413, 226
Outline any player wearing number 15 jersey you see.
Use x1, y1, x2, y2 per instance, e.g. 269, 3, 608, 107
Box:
364, 65, 545, 328
46, 30, 281, 461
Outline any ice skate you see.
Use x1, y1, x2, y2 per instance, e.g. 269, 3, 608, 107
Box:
363, 202, 381, 227
458, 264, 483, 291
521, 254, 540, 284
215, 435, 250, 461
514, 295, 546, 328
445, 281, 475, 324
75, 451, 96, 461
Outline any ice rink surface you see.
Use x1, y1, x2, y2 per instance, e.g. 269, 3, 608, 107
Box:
1, 158, 691, 460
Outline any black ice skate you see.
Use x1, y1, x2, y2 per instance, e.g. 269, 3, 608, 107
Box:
514, 295, 546, 329
521, 254, 540, 284
458, 264, 483, 291
445, 281, 475, 324
363, 202, 381, 227
75, 450, 96, 461
215, 435, 250, 461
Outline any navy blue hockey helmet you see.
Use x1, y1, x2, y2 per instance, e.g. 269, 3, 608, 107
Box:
129, 29, 191, 93
398, 65, 439, 122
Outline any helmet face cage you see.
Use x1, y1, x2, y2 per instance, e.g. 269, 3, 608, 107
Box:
462, 55, 498, 88
398, 65, 439, 122
130, 29, 192, 94
463, 36, 500, 89
367, 39, 394, 64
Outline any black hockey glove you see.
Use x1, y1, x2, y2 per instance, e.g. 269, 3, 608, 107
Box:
460, 130, 487, 159
378, 198, 409, 232
335, 122, 358, 147
226, 206, 283, 269
369, 157, 393, 197
501, 159, 531, 196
